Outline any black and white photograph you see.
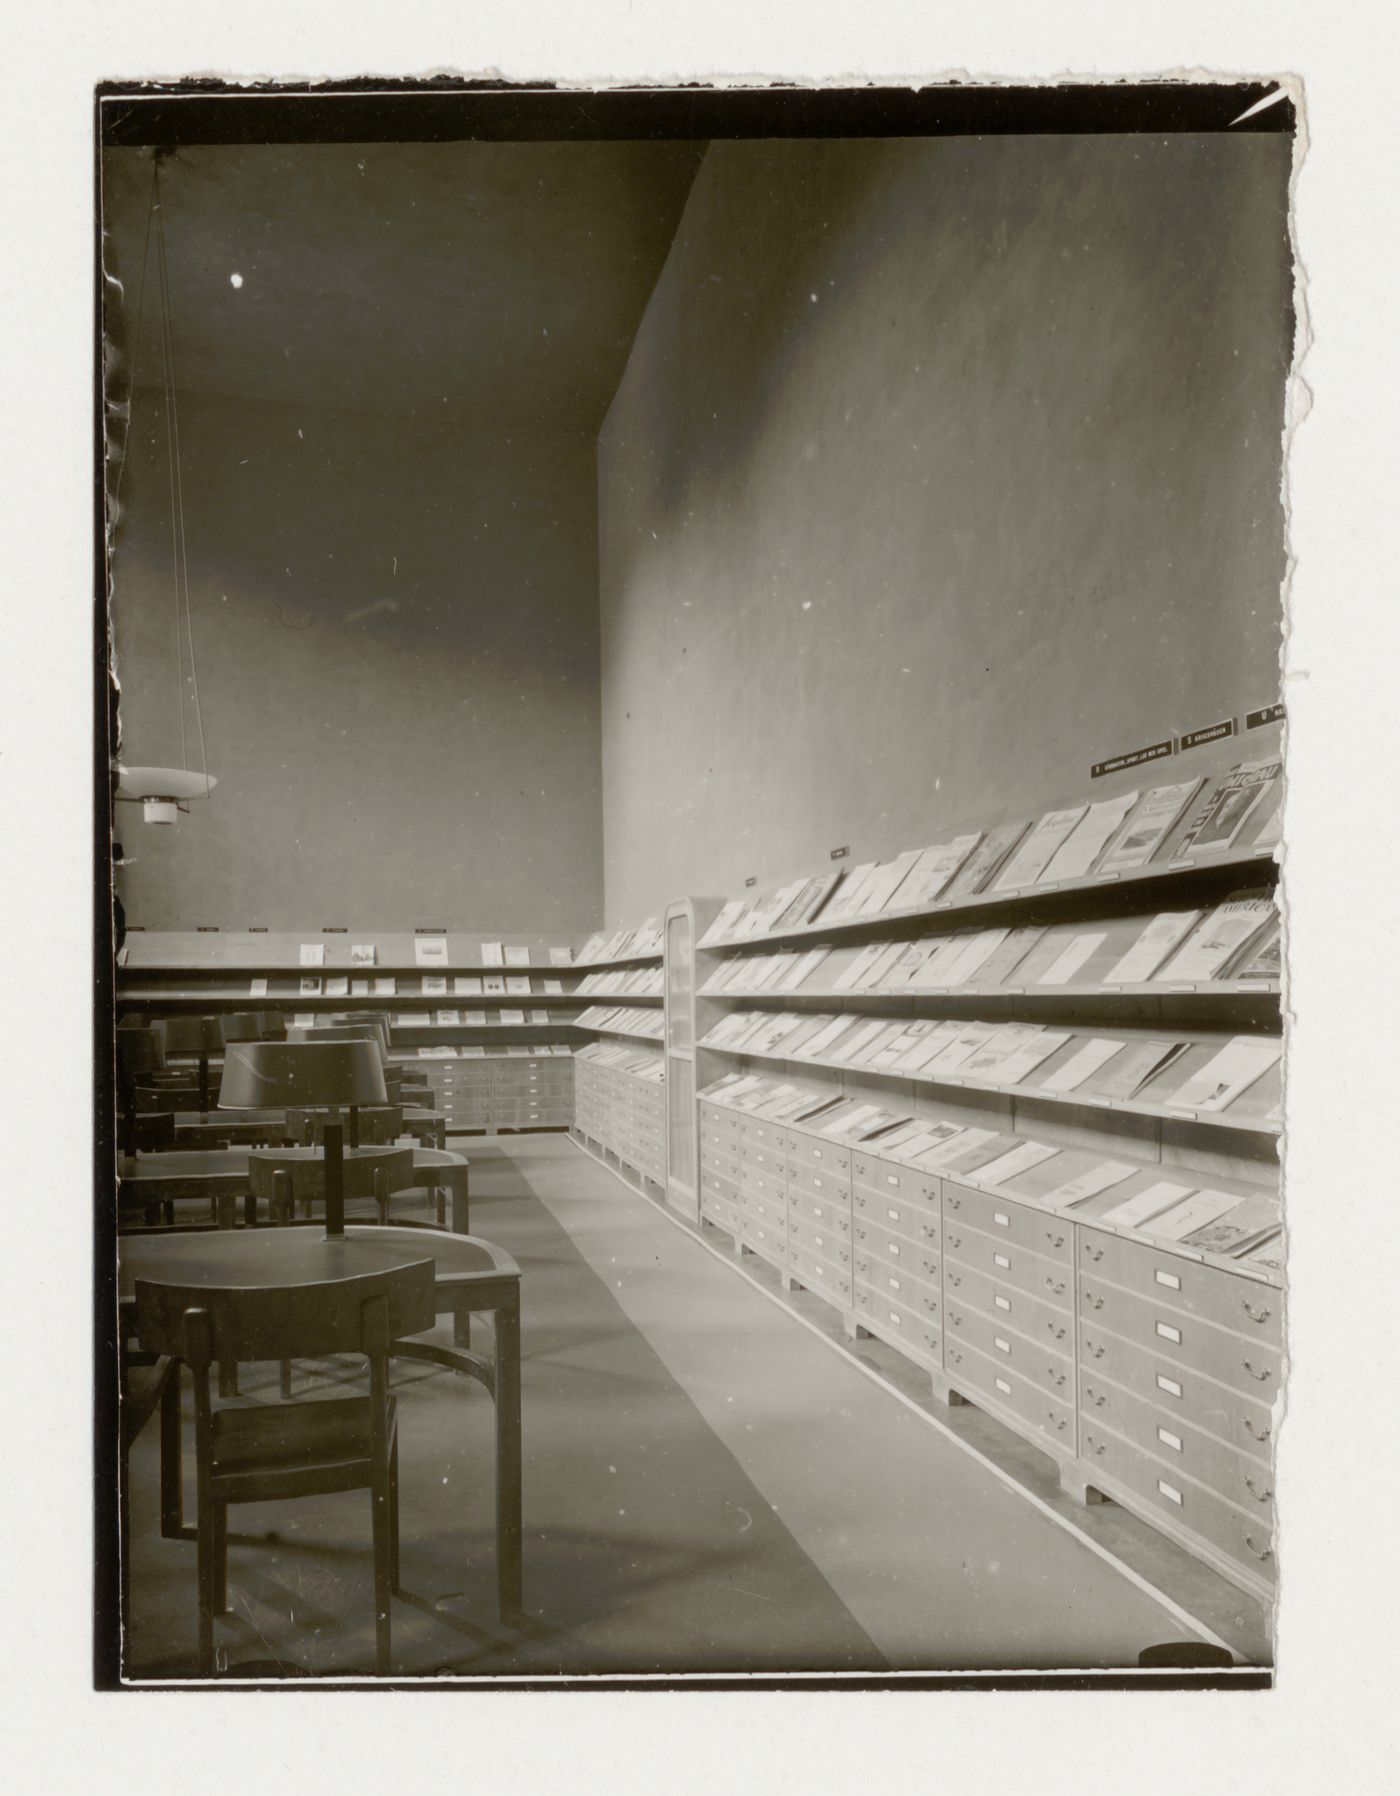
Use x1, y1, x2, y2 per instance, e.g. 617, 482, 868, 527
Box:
94, 75, 1297, 1687
6, 2, 1397, 1772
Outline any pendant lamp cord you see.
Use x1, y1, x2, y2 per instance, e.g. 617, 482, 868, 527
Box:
105, 148, 214, 803
149, 155, 210, 793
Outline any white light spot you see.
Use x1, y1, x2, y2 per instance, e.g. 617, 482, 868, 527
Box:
229, 272, 243, 289
802, 601, 812, 611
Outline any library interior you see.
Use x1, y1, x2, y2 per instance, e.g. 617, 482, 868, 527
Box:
101, 96, 1292, 1683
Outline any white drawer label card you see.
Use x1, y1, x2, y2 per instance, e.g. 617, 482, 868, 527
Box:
888, 1310, 902, 1325
887, 1207, 900, 1221
887, 1242, 900, 1256
1155, 1321, 1183, 1344
994, 1294, 1011, 1311
994, 1211, 1010, 1228
887, 1174, 899, 1187
888, 1277, 901, 1292
995, 1377, 1012, 1396
1157, 1427, 1183, 1453
1156, 1373, 1184, 1399
1157, 1480, 1183, 1506
995, 1335, 1011, 1354
1154, 1269, 1182, 1290
813, 1178, 824, 1190
814, 1236, 824, 1250
994, 1252, 1011, 1269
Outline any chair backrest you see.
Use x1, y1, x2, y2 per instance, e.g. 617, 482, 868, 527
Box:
288, 1105, 403, 1146
134, 1257, 436, 1365
118, 1110, 176, 1153
247, 1145, 414, 1201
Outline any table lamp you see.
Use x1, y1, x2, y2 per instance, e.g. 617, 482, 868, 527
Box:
218, 1039, 387, 1235
161, 1014, 227, 1120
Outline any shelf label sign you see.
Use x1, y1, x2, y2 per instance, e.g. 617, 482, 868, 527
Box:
744, 876, 757, 888
1090, 739, 1173, 779
1246, 702, 1285, 729
1178, 717, 1237, 752
829, 845, 850, 860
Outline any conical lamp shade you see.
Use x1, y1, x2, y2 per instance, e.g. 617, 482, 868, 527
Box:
218, 1040, 387, 1111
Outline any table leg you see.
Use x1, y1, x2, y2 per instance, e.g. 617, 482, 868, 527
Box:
494, 1287, 522, 1621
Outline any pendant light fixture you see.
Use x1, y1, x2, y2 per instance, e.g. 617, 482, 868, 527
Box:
110, 149, 218, 826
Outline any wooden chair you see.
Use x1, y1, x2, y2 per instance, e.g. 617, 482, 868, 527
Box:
117, 1109, 176, 1157
288, 1105, 404, 1148
133, 1258, 435, 1676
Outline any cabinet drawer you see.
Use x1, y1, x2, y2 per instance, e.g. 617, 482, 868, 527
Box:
786, 1132, 851, 1177
943, 1262, 1074, 1355
737, 1165, 785, 1205
737, 1118, 789, 1154
854, 1256, 939, 1322
787, 1216, 852, 1270
943, 1224, 1073, 1311
699, 1104, 740, 1142
1078, 1228, 1282, 1347
854, 1212, 939, 1267
945, 1303, 1073, 1389
1077, 1322, 1276, 1461
701, 1146, 741, 1185
1079, 1276, 1283, 1399
857, 1237, 942, 1291
738, 1142, 788, 1179
701, 1189, 741, 1233
786, 1183, 851, 1235
740, 1216, 786, 1270
855, 1285, 941, 1363
851, 1156, 939, 1208
942, 1183, 1074, 1263
701, 1168, 738, 1205
1079, 1372, 1275, 1519
852, 1186, 940, 1248
737, 1187, 787, 1233
787, 1242, 853, 1306
786, 1158, 852, 1205
1079, 1421, 1276, 1583
944, 1338, 1077, 1453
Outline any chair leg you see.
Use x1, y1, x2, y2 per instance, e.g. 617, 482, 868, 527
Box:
196, 1497, 217, 1675
212, 1503, 229, 1615
159, 1362, 184, 1538
388, 1437, 401, 1593
371, 1473, 393, 1676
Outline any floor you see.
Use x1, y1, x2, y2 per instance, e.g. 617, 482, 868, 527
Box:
121, 1136, 1273, 1680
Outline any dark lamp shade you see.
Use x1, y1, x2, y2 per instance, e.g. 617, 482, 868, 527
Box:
218, 1039, 388, 1111
116, 1027, 166, 1076
220, 1013, 266, 1044
288, 1023, 388, 1063
162, 1015, 227, 1055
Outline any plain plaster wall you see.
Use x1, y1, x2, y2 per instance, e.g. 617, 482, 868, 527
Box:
111, 388, 603, 932
597, 133, 1293, 923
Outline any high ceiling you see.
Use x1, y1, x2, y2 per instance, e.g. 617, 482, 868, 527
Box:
101, 139, 705, 431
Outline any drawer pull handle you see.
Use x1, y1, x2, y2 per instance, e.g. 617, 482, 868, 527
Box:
1045, 1277, 1067, 1296
1049, 1369, 1066, 1387
1088, 1343, 1105, 1360
1089, 1440, 1105, 1458
948, 1195, 961, 1211
1244, 1419, 1273, 1443
1085, 1245, 1104, 1263
1045, 1231, 1065, 1248
949, 1273, 962, 1287
1242, 1360, 1273, 1384
1049, 1414, 1067, 1432
1047, 1324, 1066, 1341
1088, 1296, 1104, 1311
1241, 1300, 1274, 1325
950, 1349, 963, 1365
1245, 1477, 1273, 1503
1088, 1389, 1105, 1407
949, 1234, 962, 1250
1244, 1534, 1274, 1563
950, 1310, 964, 1327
